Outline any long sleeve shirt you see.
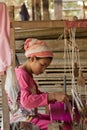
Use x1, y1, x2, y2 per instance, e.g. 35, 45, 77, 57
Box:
15, 67, 48, 111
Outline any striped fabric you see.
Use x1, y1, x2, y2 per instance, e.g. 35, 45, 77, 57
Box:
24, 38, 53, 58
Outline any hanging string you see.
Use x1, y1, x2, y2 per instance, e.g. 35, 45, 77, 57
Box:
77, 45, 87, 110
77, 49, 81, 71
67, 31, 73, 78
64, 20, 87, 129
70, 28, 77, 123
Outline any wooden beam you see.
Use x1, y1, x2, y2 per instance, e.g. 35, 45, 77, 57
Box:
14, 25, 87, 40
1, 76, 10, 130
14, 20, 87, 29
14, 20, 65, 29
15, 27, 63, 40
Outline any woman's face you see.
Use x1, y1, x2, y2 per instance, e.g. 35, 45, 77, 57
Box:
30, 57, 52, 75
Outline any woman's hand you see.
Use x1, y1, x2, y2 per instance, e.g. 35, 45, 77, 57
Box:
48, 92, 70, 103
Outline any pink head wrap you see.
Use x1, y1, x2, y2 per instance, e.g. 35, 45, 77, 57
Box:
24, 38, 53, 58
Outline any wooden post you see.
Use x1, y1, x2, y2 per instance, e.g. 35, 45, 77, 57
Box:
36, 0, 41, 20
32, 0, 41, 21
8, 6, 14, 20
41, 0, 50, 20
9, 6, 15, 67
83, 1, 87, 19
54, 0, 62, 20
1, 75, 10, 130
32, 0, 35, 20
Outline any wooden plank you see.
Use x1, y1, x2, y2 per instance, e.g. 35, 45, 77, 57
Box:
1, 76, 10, 130
15, 28, 64, 40
14, 20, 65, 29
14, 20, 87, 29
10, 21, 15, 67
15, 38, 87, 50
14, 28, 87, 40
16, 51, 87, 60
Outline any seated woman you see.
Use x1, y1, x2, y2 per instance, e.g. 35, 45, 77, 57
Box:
9, 38, 70, 130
